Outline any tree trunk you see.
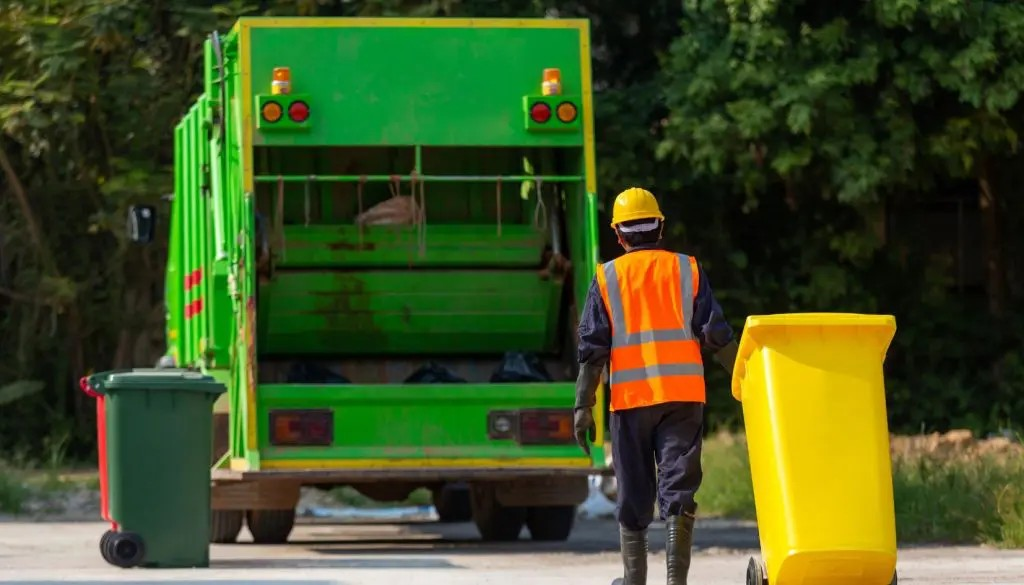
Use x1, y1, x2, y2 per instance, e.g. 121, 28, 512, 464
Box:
978, 160, 1007, 316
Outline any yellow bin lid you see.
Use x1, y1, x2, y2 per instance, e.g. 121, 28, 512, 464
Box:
731, 313, 897, 401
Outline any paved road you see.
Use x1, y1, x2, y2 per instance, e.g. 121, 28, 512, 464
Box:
2, 517, 1023, 584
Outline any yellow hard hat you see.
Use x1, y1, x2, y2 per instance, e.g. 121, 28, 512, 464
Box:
610, 187, 665, 227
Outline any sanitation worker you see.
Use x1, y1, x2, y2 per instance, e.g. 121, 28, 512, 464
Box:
573, 187, 738, 585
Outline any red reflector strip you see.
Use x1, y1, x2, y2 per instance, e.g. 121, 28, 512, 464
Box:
269, 409, 334, 446
184, 298, 204, 320
517, 409, 574, 445
183, 268, 203, 291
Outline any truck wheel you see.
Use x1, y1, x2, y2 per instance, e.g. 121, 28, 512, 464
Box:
433, 483, 472, 523
210, 510, 244, 543
470, 486, 525, 541
246, 508, 295, 544
526, 505, 576, 541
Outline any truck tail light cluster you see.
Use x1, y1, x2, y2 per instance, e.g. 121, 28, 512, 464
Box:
488, 409, 575, 445
269, 409, 333, 446
261, 100, 310, 124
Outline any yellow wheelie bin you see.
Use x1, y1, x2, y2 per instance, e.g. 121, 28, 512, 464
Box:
731, 313, 898, 585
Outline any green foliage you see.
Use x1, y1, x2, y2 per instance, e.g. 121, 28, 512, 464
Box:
893, 454, 1024, 547
0, 464, 27, 514
657, 0, 1024, 433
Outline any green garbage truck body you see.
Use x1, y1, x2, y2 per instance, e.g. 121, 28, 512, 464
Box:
165, 17, 606, 542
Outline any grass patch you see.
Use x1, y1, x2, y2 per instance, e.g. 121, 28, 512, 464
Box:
697, 432, 1024, 547
698, 432, 756, 520
893, 454, 1024, 547
0, 463, 28, 514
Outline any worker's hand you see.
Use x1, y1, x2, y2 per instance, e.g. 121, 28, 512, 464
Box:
713, 340, 739, 375
574, 407, 596, 456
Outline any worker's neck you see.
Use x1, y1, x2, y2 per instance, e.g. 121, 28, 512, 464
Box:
623, 241, 663, 253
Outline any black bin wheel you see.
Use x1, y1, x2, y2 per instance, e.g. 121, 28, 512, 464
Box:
99, 530, 114, 563
891, 572, 898, 585
104, 531, 145, 568
746, 556, 767, 585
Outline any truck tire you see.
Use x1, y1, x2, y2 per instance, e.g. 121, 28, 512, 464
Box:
470, 486, 525, 541
246, 508, 295, 544
526, 505, 576, 541
432, 483, 472, 523
210, 510, 244, 544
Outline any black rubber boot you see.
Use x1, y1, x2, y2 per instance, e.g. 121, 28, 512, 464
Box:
666, 513, 695, 585
611, 525, 648, 585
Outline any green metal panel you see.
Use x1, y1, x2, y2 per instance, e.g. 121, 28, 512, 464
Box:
277, 224, 545, 267
257, 382, 582, 460
258, 270, 563, 355
247, 25, 586, 147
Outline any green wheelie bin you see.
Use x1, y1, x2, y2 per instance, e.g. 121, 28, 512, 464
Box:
81, 368, 225, 568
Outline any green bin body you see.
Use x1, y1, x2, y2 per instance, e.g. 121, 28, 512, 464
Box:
84, 369, 225, 568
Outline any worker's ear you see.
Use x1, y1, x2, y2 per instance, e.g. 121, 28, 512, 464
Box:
614, 228, 626, 250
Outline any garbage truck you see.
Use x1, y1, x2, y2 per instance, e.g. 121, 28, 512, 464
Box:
127, 16, 607, 544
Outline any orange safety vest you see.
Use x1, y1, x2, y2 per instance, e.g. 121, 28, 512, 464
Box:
595, 250, 705, 411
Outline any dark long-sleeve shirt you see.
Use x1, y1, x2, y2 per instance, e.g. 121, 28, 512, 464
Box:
577, 245, 735, 367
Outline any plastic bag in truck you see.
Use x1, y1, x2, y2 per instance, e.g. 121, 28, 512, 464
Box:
354, 195, 422, 226
405, 362, 466, 384
285, 362, 351, 384
489, 351, 553, 383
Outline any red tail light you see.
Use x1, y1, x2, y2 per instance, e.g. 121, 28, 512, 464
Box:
518, 409, 574, 445
288, 100, 310, 123
269, 409, 333, 446
529, 102, 552, 124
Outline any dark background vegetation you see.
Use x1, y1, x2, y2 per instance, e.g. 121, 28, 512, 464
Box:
2, 0, 1023, 461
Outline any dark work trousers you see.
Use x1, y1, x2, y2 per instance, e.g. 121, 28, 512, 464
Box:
611, 401, 704, 531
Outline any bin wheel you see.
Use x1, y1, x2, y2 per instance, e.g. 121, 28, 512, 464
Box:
745, 557, 767, 585
104, 531, 145, 568
210, 510, 244, 543
890, 572, 898, 585
246, 508, 296, 544
99, 530, 114, 563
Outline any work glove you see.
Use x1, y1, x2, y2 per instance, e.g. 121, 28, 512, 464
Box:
713, 340, 739, 375
573, 362, 603, 456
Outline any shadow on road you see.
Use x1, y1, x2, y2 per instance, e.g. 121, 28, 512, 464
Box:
243, 517, 761, 558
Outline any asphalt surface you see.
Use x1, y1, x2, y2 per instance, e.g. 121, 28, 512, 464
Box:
2, 517, 1024, 584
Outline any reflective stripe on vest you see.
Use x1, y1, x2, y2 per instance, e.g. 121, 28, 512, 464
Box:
596, 251, 706, 410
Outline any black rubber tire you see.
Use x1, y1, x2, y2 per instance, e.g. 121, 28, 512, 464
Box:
246, 508, 296, 544
525, 505, 576, 541
106, 531, 145, 568
433, 483, 472, 523
99, 530, 114, 563
210, 510, 244, 544
891, 572, 898, 585
746, 556, 767, 585
470, 488, 526, 542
